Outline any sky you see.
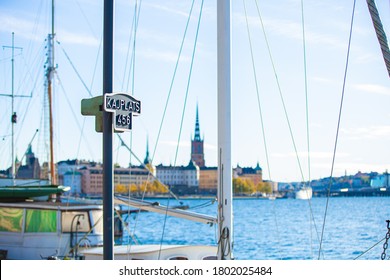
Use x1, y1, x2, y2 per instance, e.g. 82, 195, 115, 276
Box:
0, 0, 389, 183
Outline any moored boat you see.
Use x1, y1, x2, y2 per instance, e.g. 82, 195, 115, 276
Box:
295, 186, 313, 200
0, 200, 104, 259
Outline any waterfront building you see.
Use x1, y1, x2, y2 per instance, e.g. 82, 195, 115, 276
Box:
15, 144, 41, 179
63, 170, 82, 195
79, 166, 103, 196
156, 160, 200, 194
371, 171, 390, 188
199, 167, 218, 194
233, 163, 263, 186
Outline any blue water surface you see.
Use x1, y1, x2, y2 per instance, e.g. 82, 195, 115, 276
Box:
120, 196, 390, 260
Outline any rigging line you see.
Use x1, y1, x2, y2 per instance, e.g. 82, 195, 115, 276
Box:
124, 0, 143, 93
243, 0, 281, 259
25, 0, 45, 61
318, 0, 357, 260
130, 0, 143, 95
353, 237, 386, 260
158, 0, 205, 260
243, 1, 271, 181
116, 134, 179, 200
172, 3, 203, 168
73, 0, 99, 39
301, 0, 311, 184
124, 2, 141, 195
242, 0, 272, 180
254, 0, 322, 258
301, 0, 315, 259
150, 0, 196, 165
122, 0, 137, 91
56, 40, 93, 97
254, 0, 306, 185
55, 74, 95, 158
90, 35, 102, 94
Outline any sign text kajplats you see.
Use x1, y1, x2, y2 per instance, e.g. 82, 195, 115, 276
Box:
103, 93, 141, 131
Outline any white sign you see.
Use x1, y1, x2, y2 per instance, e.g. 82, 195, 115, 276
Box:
103, 92, 141, 131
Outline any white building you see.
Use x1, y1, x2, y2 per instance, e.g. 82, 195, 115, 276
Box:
371, 173, 390, 188
63, 171, 82, 195
156, 160, 199, 188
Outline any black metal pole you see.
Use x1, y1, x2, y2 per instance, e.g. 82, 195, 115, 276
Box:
103, 0, 114, 260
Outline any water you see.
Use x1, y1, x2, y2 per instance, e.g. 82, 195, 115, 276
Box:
121, 196, 390, 260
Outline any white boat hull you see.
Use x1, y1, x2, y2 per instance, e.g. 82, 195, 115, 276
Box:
295, 187, 313, 200
81, 244, 217, 260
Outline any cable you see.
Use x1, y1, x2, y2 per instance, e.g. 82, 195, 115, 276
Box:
158, 0, 205, 260
318, 0, 357, 260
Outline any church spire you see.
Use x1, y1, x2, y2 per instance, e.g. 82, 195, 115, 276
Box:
194, 103, 201, 141
143, 136, 151, 165
191, 103, 205, 167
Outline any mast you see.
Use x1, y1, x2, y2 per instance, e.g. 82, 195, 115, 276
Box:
217, 0, 233, 260
11, 33, 15, 182
1, 33, 24, 184
102, 0, 114, 260
46, 0, 56, 184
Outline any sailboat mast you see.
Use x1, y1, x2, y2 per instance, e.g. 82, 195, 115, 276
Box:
46, 0, 56, 184
1, 33, 24, 184
11, 33, 16, 182
217, 0, 233, 260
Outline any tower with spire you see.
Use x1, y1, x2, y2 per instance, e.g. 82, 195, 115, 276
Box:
143, 136, 155, 175
191, 104, 205, 167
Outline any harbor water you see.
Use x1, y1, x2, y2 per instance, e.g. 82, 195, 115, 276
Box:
120, 196, 390, 260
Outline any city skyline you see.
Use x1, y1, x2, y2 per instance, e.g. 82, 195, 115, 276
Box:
0, 0, 389, 182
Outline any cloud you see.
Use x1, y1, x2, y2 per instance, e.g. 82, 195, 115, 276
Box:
353, 84, 390, 96
272, 151, 348, 159
0, 15, 44, 42
144, 2, 189, 18
341, 125, 390, 139
160, 140, 191, 148
234, 12, 345, 49
57, 30, 100, 47
137, 48, 190, 63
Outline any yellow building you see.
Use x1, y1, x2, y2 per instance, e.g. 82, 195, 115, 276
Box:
199, 167, 218, 194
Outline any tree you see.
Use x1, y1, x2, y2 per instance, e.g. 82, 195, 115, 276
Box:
115, 184, 128, 194
233, 177, 255, 195
256, 182, 272, 194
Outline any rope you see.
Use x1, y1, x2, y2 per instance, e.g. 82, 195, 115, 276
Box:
318, 0, 357, 260
366, 0, 390, 77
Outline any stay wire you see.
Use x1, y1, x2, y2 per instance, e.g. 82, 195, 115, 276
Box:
56, 40, 93, 97
150, 0, 196, 166
243, 1, 271, 182
158, 0, 205, 260
301, 0, 315, 259
243, 0, 281, 259
318, 0, 357, 260
254, 0, 322, 259
122, 0, 137, 91
254, 0, 306, 186
353, 237, 386, 260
